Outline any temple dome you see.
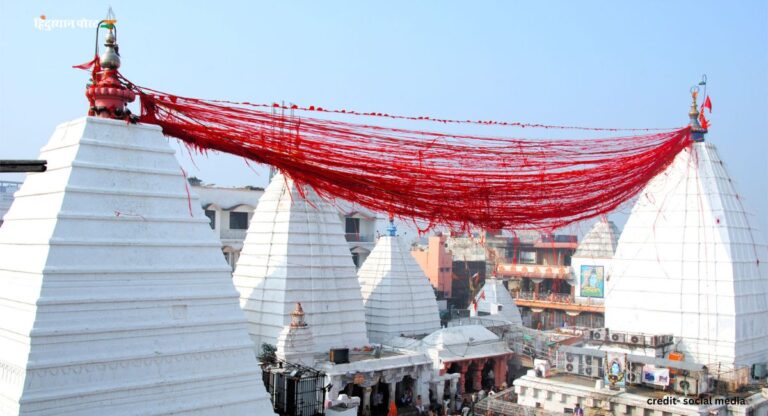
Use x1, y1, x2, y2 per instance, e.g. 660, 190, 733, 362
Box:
605, 141, 768, 367
573, 220, 621, 259
357, 234, 442, 343
233, 172, 369, 353
0, 117, 273, 414
471, 278, 524, 326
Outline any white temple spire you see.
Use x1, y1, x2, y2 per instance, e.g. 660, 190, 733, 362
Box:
604, 93, 768, 367
357, 222, 442, 343
234, 172, 369, 353
0, 117, 273, 414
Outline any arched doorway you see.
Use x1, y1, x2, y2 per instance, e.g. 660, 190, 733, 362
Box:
464, 362, 477, 393
481, 360, 496, 390
371, 379, 390, 416
395, 375, 414, 408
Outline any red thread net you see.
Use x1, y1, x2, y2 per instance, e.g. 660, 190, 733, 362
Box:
125, 81, 691, 232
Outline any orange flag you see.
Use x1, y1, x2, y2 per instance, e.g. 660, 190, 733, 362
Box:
388, 400, 398, 416
699, 111, 710, 129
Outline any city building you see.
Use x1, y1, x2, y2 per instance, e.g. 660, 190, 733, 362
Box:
339, 204, 379, 268
446, 233, 491, 308
0, 117, 273, 414
495, 231, 580, 330
191, 180, 264, 269
190, 180, 379, 270
412, 233, 454, 298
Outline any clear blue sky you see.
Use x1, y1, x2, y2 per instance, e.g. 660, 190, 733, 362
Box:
1, 1, 766, 238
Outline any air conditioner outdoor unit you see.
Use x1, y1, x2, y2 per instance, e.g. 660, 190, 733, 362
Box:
626, 364, 643, 385
610, 332, 626, 344
673, 376, 702, 396
564, 352, 581, 375
582, 355, 601, 378
591, 357, 603, 379
751, 363, 768, 380
590, 328, 608, 342
646, 335, 659, 347
627, 334, 644, 345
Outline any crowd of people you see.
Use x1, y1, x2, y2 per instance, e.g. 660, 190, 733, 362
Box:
360, 382, 510, 415
415, 383, 507, 416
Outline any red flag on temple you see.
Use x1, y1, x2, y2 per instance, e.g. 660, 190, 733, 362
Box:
699, 111, 710, 129
701, 95, 712, 112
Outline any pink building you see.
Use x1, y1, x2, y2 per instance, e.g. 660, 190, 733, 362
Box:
411, 234, 453, 298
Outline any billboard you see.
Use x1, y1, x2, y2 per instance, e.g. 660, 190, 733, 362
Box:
604, 352, 626, 388
579, 265, 604, 298
642, 365, 670, 387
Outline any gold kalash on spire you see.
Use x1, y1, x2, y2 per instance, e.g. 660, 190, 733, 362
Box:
84, 8, 137, 121
688, 75, 709, 142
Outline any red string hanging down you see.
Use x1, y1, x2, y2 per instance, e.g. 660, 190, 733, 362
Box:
124, 81, 691, 232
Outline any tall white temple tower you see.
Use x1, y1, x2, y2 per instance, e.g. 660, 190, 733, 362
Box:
356, 220, 441, 343
605, 92, 768, 368
0, 27, 273, 415
233, 172, 370, 353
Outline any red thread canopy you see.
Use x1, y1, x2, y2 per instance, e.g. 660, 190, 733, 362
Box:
119, 77, 692, 232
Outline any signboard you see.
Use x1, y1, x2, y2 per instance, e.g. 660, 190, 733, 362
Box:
604, 352, 626, 387
642, 365, 670, 387
580, 265, 604, 298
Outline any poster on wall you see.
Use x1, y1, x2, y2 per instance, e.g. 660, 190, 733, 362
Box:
580, 265, 605, 298
642, 365, 670, 387
604, 352, 626, 388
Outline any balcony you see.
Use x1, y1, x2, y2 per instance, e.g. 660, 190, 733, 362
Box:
345, 233, 374, 243
496, 263, 572, 279
511, 290, 604, 313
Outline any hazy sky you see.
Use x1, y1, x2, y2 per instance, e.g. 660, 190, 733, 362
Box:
1, 1, 766, 238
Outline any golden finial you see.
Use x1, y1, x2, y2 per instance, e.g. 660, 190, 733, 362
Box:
689, 87, 700, 119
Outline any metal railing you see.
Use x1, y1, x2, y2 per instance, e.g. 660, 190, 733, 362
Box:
512, 292, 603, 307
474, 387, 568, 416
513, 292, 573, 304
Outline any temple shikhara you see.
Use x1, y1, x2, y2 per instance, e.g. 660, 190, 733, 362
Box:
0, 12, 767, 416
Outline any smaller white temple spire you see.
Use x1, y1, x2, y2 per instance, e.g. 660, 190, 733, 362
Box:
276, 303, 317, 368
357, 219, 442, 342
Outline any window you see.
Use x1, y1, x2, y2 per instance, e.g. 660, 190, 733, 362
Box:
345, 217, 360, 234
204, 210, 216, 229
519, 251, 536, 264
229, 212, 249, 230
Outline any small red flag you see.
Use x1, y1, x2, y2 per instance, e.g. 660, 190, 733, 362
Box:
72, 55, 98, 71
472, 301, 478, 311
701, 95, 712, 112
480, 290, 486, 300
699, 111, 710, 129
